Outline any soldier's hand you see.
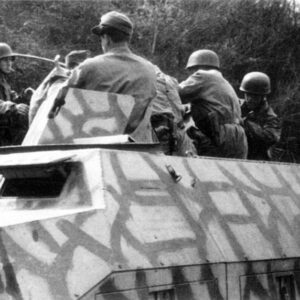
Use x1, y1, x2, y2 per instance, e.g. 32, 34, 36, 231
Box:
15, 103, 29, 116
0, 101, 16, 114
244, 120, 262, 138
10, 91, 19, 102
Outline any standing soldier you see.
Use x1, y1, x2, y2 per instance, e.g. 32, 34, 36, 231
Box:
239, 72, 280, 160
0, 43, 29, 146
179, 49, 247, 158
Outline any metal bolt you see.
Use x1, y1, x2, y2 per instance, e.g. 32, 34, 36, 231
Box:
166, 164, 182, 182
191, 178, 196, 187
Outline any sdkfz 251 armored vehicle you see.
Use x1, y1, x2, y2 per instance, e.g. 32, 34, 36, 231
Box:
0, 63, 299, 300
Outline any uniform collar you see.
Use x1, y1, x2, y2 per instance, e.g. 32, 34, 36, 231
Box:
107, 45, 132, 55
196, 69, 222, 77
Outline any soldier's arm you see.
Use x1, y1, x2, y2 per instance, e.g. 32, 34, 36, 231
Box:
261, 114, 281, 145
245, 114, 280, 146
0, 100, 16, 114
66, 59, 92, 89
67, 67, 82, 87
179, 73, 203, 104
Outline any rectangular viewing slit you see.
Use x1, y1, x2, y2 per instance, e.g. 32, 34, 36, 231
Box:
0, 162, 73, 198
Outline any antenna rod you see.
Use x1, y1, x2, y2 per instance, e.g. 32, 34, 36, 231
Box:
14, 53, 66, 67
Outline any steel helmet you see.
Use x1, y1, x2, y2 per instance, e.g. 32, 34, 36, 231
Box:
0, 43, 17, 60
240, 72, 271, 95
186, 49, 220, 70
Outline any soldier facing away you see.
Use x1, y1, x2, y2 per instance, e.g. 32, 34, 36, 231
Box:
179, 49, 248, 159
0, 43, 30, 146
66, 11, 157, 137
239, 72, 281, 160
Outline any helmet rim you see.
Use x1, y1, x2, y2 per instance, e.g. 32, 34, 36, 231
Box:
186, 49, 220, 70
240, 72, 271, 95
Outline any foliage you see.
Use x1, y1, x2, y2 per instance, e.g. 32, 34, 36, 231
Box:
0, 0, 299, 111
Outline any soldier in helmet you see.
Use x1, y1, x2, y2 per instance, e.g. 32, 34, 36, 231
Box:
65, 11, 157, 136
239, 72, 280, 160
0, 42, 29, 146
179, 49, 248, 158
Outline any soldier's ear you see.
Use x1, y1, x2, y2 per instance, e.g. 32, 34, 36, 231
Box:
106, 34, 114, 46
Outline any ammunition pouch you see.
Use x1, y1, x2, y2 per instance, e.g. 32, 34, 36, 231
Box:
196, 111, 221, 147
197, 112, 241, 147
186, 126, 217, 156
151, 113, 178, 155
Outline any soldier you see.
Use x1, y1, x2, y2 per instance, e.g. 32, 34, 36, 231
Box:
0, 43, 29, 146
66, 11, 157, 136
179, 49, 248, 158
239, 72, 280, 160
151, 66, 197, 156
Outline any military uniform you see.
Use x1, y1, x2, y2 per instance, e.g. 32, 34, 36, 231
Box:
68, 46, 156, 135
151, 67, 196, 156
241, 100, 280, 160
179, 69, 248, 158
0, 73, 14, 145
239, 71, 281, 161
0, 73, 28, 146
67, 11, 156, 139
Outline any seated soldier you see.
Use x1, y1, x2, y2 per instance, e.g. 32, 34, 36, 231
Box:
65, 11, 157, 137
151, 66, 196, 156
179, 49, 248, 159
239, 72, 280, 160
0, 43, 30, 146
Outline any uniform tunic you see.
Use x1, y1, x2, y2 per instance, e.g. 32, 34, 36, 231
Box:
0, 73, 14, 112
179, 69, 247, 158
151, 68, 196, 156
68, 46, 157, 135
241, 100, 280, 160
0, 73, 28, 145
0, 74, 11, 145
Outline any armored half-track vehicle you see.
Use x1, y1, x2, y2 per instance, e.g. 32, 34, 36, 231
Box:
0, 63, 299, 300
